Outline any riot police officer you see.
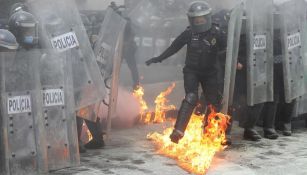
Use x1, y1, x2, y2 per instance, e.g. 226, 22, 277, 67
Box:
8, 10, 39, 49
146, 1, 226, 144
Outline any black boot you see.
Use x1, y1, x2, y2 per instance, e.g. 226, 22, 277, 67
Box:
278, 102, 294, 136
84, 119, 105, 149
170, 94, 196, 144
222, 119, 233, 146
263, 102, 278, 139
278, 122, 292, 136
264, 128, 279, 139
244, 104, 264, 141
222, 134, 232, 146
244, 129, 262, 141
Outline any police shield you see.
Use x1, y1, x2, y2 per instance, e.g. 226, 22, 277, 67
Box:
221, 3, 244, 113
277, 0, 307, 103
0, 50, 48, 174
28, 0, 106, 111
93, 8, 126, 138
39, 51, 79, 170
93, 8, 126, 77
245, 0, 274, 106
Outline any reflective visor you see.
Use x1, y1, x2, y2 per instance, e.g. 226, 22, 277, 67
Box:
192, 16, 207, 26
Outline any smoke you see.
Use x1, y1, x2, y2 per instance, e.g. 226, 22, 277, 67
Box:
97, 86, 140, 129
75, 0, 124, 11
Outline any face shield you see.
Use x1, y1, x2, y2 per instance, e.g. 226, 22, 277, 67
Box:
18, 22, 39, 45
188, 14, 212, 33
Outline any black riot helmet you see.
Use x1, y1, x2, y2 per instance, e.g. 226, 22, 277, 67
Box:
9, 3, 29, 16
187, 1, 212, 33
0, 29, 19, 51
8, 10, 39, 47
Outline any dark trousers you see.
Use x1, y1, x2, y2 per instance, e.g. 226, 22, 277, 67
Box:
173, 72, 221, 134
124, 53, 139, 89
271, 64, 295, 125
184, 72, 220, 109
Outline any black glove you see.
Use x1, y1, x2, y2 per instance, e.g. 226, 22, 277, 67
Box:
169, 129, 184, 144
145, 57, 162, 66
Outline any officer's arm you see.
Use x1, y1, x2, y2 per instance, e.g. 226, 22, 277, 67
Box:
156, 30, 189, 61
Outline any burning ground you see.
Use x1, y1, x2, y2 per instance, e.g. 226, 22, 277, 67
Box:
51, 82, 307, 175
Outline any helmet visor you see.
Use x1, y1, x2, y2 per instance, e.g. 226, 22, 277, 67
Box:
191, 16, 207, 26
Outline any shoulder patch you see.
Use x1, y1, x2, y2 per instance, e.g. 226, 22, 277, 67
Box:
211, 38, 217, 46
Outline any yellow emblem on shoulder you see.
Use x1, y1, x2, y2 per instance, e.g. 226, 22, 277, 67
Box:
211, 38, 216, 45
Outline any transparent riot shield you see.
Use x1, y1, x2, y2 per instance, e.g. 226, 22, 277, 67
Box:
277, 0, 307, 103
27, 0, 106, 111
0, 50, 48, 175
39, 50, 79, 170
221, 3, 244, 114
93, 8, 126, 138
93, 8, 126, 77
297, 95, 307, 116
245, 0, 274, 106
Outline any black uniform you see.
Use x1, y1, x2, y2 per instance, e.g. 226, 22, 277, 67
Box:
155, 25, 223, 106
146, 25, 225, 143
263, 29, 294, 136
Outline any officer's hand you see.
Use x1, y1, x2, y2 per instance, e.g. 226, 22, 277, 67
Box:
169, 129, 184, 144
145, 57, 162, 66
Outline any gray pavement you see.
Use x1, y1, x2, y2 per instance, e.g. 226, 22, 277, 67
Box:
51, 121, 307, 175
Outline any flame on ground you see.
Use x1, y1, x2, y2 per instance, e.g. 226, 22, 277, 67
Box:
147, 107, 230, 175
133, 85, 151, 123
153, 83, 176, 123
133, 83, 176, 124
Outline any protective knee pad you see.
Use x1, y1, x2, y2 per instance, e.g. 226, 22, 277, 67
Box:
184, 93, 198, 106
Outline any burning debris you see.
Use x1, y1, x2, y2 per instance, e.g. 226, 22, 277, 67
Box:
147, 107, 230, 175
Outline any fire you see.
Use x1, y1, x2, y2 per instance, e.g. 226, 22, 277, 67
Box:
82, 122, 93, 142
133, 85, 151, 123
147, 107, 230, 175
133, 83, 176, 124
153, 83, 176, 123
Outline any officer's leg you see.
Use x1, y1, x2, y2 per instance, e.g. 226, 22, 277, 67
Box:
262, 102, 279, 139
76, 116, 86, 153
125, 54, 140, 90
170, 73, 199, 144
199, 76, 219, 128
277, 63, 294, 136
244, 103, 264, 141
84, 118, 105, 149
200, 76, 233, 145
279, 101, 295, 136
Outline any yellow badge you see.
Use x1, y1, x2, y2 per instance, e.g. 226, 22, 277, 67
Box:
211, 38, 217, 45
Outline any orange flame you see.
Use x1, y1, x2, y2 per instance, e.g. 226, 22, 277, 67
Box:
82, 122, 93, 142
153, 83, 176, 123
133, 85, 151, 123
133, 83, 176, 124
147, 107, 230, 175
